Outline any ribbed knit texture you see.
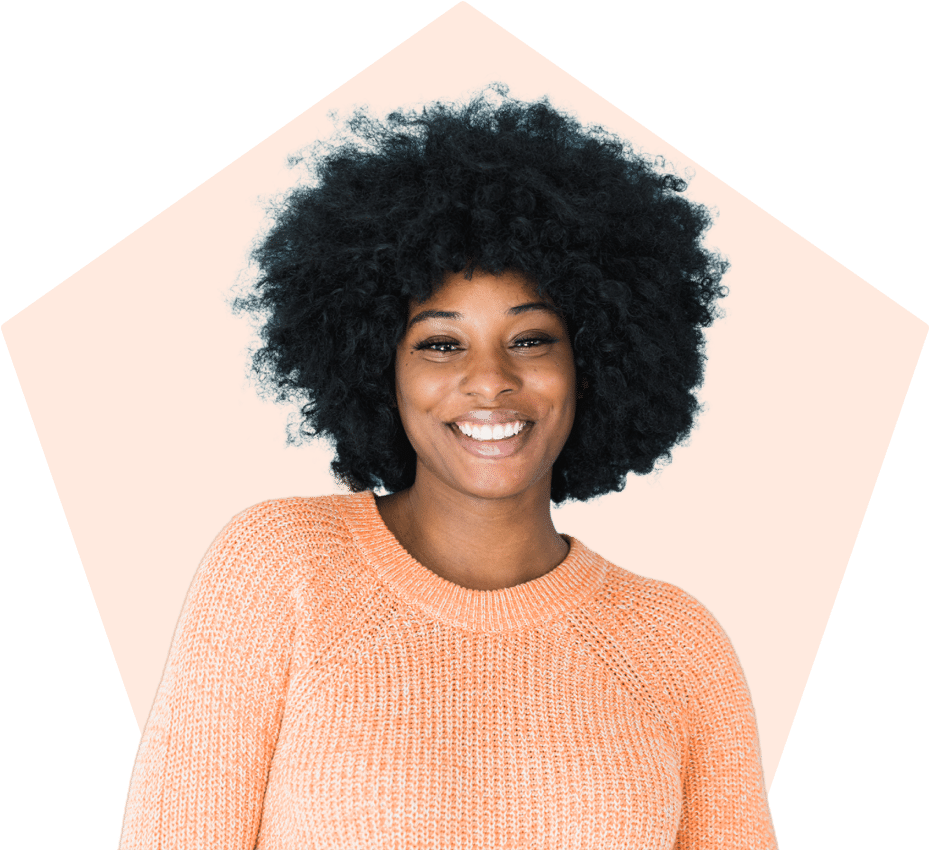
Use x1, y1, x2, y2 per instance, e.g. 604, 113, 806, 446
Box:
119, 490, 777, 849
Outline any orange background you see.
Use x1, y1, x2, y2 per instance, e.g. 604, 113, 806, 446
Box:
3, 4, 926, 796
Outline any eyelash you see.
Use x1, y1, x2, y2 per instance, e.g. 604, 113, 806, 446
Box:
413, 335, 558, 353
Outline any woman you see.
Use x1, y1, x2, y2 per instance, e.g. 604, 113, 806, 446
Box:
119, 86, 778, 849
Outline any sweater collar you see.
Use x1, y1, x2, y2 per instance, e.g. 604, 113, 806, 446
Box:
338, 490, 607, 633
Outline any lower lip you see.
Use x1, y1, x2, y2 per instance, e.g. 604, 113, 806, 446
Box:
448, 423, 532, 458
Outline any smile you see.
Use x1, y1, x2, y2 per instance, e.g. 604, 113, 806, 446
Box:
447, 421, 532, 459
454, 421, 527, 441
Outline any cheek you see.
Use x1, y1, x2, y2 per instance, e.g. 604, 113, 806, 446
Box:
547, 363, 577, 440
537, 359, 576, 410
395, 361, 447, 431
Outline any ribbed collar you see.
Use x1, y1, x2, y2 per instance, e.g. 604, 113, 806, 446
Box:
338, 490, 607, 633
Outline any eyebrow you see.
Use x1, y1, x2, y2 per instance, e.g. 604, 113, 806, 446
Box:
406, 301, 561, 331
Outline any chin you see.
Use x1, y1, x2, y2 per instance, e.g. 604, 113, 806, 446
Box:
453, 467, 549, 503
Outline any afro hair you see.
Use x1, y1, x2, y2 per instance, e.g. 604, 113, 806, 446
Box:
233, 84, 729, 504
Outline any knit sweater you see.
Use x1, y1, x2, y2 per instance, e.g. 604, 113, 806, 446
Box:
119, 490, 777, 849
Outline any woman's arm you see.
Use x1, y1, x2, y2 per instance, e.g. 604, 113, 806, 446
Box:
674, 607, 778, 850
119, 503, 296, 850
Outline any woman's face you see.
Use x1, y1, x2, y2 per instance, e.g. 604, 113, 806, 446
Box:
393, 268, 576, 503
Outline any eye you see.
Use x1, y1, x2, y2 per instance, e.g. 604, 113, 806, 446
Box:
513, 335, 558, 349
412, 337, 460, 353
411, 334, 559, 355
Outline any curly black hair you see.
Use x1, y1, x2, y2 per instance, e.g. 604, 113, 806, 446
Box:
232, 84, 728, 505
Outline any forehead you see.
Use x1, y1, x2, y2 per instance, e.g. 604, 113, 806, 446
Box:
406, 270, 562, 330
409, 268, 553, 311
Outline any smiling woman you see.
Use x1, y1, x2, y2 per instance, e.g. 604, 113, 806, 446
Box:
118, 86, 778, 849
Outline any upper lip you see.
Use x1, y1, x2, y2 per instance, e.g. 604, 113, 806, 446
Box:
449, 409, 533, 426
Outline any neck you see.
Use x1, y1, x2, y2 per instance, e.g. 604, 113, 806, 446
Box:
376, 475, 568, 591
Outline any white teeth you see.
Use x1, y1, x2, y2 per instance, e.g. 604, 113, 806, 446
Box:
455, 421, 526, 441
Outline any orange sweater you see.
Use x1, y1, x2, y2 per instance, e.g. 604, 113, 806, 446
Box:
120, 490, 777, 849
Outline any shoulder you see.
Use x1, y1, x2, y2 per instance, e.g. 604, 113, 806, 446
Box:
216, 493, 344, 536
589, 556, 727, 640
578, 548, 743, 692
208, 494, 353, 555
191, 494, 356, 605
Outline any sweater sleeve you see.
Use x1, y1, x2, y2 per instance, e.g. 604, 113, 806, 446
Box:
673, 603, 778, 850
119, 503, 296, 850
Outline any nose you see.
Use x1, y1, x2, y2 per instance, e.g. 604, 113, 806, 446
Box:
458, 343, 521, 400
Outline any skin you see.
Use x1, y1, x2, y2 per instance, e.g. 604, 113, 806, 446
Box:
375, 268, 577, 591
